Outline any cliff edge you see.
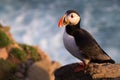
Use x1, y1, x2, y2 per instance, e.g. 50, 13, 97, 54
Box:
54, 62, 120, 80
0, 24, 61, 80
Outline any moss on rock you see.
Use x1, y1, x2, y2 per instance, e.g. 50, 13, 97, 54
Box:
19, 44, 40, 61
0, 30, 11, 47
10, 48, 27, 61
0, 59, 17, 80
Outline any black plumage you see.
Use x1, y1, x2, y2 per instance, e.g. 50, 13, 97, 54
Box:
59, 10, 115, 65
66, 24, 115, 63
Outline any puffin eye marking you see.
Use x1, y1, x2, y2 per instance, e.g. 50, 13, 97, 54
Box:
71, 14, 73, 18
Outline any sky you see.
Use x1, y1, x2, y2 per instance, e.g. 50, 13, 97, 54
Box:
0, 0, 120, 65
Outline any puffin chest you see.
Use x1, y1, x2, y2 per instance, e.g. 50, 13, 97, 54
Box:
63, 31, 80, 56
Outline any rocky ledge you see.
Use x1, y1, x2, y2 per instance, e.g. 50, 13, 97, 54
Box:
0, 24, 61, 80
54, 63, 120, 80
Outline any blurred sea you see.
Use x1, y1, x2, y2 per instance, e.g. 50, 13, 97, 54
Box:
0, 0, 120, 65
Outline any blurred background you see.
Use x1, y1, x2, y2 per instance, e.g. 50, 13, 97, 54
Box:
0, 0, 120, 65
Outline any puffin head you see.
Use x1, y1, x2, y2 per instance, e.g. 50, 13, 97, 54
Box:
58, 10, 80, 27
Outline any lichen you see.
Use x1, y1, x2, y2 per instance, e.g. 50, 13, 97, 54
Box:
10, 48, 27, 61
19, 44, 40, 61
0, 59, 17, 80
0, 30, 11, 47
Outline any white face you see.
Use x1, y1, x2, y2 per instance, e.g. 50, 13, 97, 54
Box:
66, 13, 80, 26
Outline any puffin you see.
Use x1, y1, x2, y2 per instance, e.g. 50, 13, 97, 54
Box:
58, 10, 115, 67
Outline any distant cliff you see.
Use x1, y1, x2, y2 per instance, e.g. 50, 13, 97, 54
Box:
0, 24, 61, 80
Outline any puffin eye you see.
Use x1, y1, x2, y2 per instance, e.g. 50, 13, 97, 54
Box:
71, 14, 73, 18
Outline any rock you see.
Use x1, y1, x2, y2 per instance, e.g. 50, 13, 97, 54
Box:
16, 64, 26, 74
0, 48, 8, 59
20, 63, 26, 69
50, 61, 61, 80
15, 72, 24, 78
27, 60, 61, 80
50, 61, 61, 73
25, 59, 34, 68
35, 46, 51, 62
88, 63, 120, 79
54, 63, 120, 80
27, 60, 50, 80
0, 24, 61, 80
0, 59, 16, 80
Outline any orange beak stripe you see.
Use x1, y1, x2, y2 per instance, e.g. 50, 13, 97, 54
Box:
58, 15, 65, 27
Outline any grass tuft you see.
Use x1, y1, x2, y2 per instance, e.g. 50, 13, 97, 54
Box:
0, 30, 11, 47
19, 44, 40, 61
10, 48, 27, 61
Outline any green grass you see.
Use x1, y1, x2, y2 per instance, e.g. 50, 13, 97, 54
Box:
0, 59, 17, 80
10, 48, 27, 61
19, 44, 40, 61
0, 30, 11, 47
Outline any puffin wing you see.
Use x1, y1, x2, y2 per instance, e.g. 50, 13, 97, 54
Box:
73, 28, 114, 63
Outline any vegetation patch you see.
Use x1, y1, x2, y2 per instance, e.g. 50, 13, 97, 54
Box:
0, 30, 11, 47
19, 44, 40, 61
0, 59, 17, 80
10, 48, 27, 61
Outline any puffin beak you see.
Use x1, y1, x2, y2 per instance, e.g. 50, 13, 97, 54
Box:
58, 14, 67, 27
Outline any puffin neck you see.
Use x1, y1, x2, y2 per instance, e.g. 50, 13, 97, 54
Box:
65, 23, 80, 36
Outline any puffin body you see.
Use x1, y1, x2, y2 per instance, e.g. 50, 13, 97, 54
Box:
58, 10, 115, 65
63, 30, 82, 60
